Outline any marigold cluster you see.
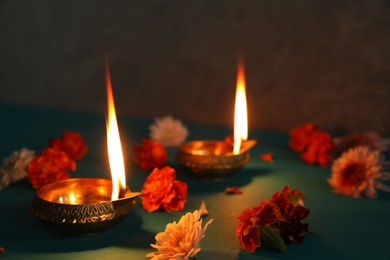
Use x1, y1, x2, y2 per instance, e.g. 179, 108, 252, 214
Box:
28, 131, 87, 189
289, 123, 334, 167
142, 166, 187, 212
236, 186, 310, 253
133, 139, 167, 171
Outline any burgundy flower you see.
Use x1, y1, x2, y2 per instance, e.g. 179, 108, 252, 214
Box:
236, 186, 310, 253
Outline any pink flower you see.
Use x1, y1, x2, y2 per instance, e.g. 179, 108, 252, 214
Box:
328, 146, 389, 198
149, 116, 189, 147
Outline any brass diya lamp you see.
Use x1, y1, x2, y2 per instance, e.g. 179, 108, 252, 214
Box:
176, 139, 256, 178
176, 56, 257, 178
30, 55, 141, 237
30, 178, 141, 237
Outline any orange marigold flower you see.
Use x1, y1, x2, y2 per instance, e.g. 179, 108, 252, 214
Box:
134, 139, 167, 171
141, 166, 187, 212
28, 148, 76, 189
49, 131, 88, 160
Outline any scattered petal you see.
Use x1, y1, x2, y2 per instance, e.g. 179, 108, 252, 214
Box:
199, 200, 208, 217
146, 210, 213, 259
225, 186, 243, 194
0, 246, 4, 254
150, 115, 189, 147
260, 152, 274, 163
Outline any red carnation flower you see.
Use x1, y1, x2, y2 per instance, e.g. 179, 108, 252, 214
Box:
141, 166, 187, 212
49, 131, 88, 160
28, 148, 76, 189
134, 139, 167, 171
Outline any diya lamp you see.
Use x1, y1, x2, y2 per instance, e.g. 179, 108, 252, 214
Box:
176, 57, 257, 178
30, 56, 142, 237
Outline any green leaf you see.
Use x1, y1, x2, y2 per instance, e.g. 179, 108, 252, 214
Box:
260, 226, 287, 253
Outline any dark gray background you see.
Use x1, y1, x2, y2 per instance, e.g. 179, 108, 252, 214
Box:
1, 0, 389, 134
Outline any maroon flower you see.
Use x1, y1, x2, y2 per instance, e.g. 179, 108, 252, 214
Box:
236, 186, 310, 253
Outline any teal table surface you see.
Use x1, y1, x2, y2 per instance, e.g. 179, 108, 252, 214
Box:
0, 101, 389, 260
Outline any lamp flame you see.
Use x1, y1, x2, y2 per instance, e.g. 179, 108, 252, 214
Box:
105, 56, 127, 200
233, 57, 248, 154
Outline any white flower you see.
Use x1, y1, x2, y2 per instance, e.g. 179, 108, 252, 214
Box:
150, 116, 189, 147
0, 148, 35, 191
146, 210, 213, 260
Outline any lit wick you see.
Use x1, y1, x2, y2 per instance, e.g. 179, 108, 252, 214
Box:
104, 54, 127, 200
233, 56, 248, 154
